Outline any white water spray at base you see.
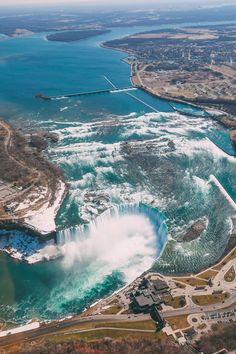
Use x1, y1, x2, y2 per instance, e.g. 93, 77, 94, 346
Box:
57, 203, 168, 282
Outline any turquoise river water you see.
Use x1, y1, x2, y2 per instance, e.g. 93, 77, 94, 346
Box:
0, 23, 236, 325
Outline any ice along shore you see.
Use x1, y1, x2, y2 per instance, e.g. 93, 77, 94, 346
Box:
0, 118, 68, 237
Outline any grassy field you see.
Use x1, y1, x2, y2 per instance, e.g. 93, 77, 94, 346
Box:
102, 305, 122, 315
192, 292, 230, 306
52, 319, 156, 335
49, 328, 163, 342
224, 266, 235, 282
166, 315, 190, 330
163, 295, 186, 309
197, 269, 218, 280
173, 277, 207, 287
94, 320, 156, 330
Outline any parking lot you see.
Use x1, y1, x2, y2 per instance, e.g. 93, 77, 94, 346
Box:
203, 308, 236, 322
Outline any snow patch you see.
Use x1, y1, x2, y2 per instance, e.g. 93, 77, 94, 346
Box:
24, 180, 66, 235
0, 322, 40, 337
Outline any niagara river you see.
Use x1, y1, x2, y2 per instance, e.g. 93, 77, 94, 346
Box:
0, 22, 236, 325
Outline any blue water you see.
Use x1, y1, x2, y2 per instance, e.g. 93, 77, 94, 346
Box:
0, 23, 236, 324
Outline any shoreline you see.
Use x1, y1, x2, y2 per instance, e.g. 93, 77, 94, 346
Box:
1, 244, 235, 336
101, 42, 236, 130
101, 42, 202, 110
0, 118, 68, 238
0, 180, 68, 238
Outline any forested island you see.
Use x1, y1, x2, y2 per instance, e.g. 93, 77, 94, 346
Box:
47, 29, 110, 42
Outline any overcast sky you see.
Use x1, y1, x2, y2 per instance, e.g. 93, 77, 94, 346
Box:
0, 0, 235, 7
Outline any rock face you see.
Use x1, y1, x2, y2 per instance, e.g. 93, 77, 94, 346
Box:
230, 130, 236, 151
29, 132, 59, 152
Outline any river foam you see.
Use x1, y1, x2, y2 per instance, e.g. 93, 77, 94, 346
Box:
57, 203, 168, 282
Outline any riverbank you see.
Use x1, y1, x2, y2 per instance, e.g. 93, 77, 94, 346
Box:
1, 244, 235, 352
0, 119, 68, 238
101, 41, 236, 130
129, 62, 236, 129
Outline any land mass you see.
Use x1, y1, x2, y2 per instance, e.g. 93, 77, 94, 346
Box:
1, 246, 236, 354
46, 29, 110, 42
1, 5, 236, 37
104, 24, 236, 129
0, 119, 67, 236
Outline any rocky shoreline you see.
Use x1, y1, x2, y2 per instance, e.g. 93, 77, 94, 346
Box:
0, 119, 68, 238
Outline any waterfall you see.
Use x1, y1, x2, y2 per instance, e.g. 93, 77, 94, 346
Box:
56, 203, 168, 259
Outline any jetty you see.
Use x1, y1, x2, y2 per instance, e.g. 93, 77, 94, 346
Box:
35, 86, 137, 100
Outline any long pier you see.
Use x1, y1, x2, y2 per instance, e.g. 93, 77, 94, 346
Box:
36, 86, 136, 100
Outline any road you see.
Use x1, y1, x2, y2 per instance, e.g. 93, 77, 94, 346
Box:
0, 314, 150, 347
0, 120, 30, 172
163, 292, 236, 317
63, 327, 155, 335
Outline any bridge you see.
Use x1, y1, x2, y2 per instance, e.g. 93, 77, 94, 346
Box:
35, 86, 137, 100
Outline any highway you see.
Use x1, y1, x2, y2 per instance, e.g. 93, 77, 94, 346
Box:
164, 291, 236, 318
163, 292, 236, 318
0, 314, 150, 347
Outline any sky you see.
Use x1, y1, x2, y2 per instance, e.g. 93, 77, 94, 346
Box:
0, 0, 234, 7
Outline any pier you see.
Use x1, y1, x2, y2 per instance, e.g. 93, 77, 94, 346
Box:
36, 86, 137, 100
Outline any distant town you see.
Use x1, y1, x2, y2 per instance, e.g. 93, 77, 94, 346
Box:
105, 24, 236, 130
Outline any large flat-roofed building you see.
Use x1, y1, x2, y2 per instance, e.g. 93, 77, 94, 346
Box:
130, 277, 169, 313
131, 291, 163, 313
152, 278, 170, 294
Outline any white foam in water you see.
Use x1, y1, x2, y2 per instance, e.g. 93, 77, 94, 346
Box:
62, 214, 156, 282
57, 204, 168, 283
43, 109, 236, 277
193, 176, 210, 193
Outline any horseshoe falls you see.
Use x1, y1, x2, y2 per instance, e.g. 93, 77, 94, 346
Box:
0, 26, 236, 324
57, 204, 168, 281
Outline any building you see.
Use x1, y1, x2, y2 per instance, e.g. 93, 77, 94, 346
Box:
152, 278, 170, 294
150, 305, 166, 329
130, 277, 169, 313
